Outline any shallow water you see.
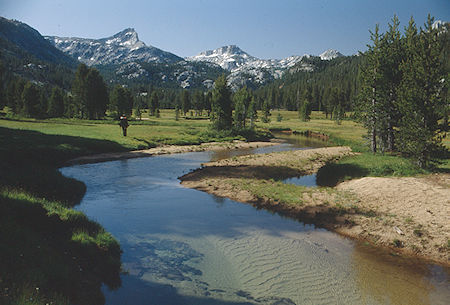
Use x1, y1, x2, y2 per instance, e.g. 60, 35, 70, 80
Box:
61, 138, 449, 305
283, 174, 317, 187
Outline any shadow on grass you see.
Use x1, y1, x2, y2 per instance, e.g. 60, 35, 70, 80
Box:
0, 195, 121, 305
0, 126, 129, 205
181, 165, 306, 182
0, 127, 127, 304
316, 162, 369, 187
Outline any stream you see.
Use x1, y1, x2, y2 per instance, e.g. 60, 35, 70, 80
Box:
60, 134, 449, 305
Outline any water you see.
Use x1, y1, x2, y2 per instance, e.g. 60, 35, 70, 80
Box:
283, 174, 317, 187
60, 137, 449, 305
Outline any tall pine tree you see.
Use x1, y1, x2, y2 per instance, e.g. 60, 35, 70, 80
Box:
397, 16, 447, 167
211, 75, 233, 130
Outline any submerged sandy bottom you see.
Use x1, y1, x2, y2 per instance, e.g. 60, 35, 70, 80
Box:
61, 148, 450, 305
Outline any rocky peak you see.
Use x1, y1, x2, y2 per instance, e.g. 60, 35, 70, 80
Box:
319, 49, 344, 60
105, 28, 140, 46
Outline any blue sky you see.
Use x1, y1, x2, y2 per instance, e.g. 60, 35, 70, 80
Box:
1, 0, 449, 59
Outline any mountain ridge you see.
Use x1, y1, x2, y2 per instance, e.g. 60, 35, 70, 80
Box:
45, 28, 182, 66
2, 16, 347, 90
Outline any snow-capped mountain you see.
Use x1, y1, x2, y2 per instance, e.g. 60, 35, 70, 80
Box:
319, 49, 344, 60
45, 26, 345, 89
45, 28, 182, 66
187, 45, 258, 71
187, 45, 306, 73
187, 45, 311, 89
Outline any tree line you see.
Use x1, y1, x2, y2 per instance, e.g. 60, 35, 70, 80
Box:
357, 15, 448, 168
253, 55, 362, 122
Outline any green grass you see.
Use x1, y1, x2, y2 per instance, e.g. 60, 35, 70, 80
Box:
0, 109, 269, 149
229, 178, 308, 206
316, 153, 427, 186
0, 125, 127, 305
0, 190, 121, 305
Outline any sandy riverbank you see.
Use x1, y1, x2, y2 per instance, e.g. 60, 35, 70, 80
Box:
66, 140, 279, 165
179, 147, 450, 266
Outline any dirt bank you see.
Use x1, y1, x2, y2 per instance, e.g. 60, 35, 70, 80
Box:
179, 147, 449, 266
66, 140, 279, 165
337, 175, 449, 265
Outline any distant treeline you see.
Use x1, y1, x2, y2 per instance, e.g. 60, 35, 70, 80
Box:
253, 55, 362, 120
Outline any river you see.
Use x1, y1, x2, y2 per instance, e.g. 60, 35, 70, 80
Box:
60, 135, 449, 305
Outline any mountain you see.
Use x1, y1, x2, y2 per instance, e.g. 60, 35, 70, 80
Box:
45, 28, 182, 66
45, 29, 227, 89
2, 16, 347, 91
0, 17, 77, 67
187, 45, 258, 71
187, 45, 322, 90
0, 17, 77, 89
319, 49, 344, 61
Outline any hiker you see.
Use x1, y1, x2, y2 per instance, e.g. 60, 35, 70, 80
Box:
119, 115, 129, 136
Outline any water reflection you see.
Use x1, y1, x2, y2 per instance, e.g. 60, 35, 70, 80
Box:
209, 132, 328, 162
60, 135, 449, 305
283, 174, 317, 187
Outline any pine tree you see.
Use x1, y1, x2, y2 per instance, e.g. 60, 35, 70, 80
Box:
205, 91, 212, 116
110, 85, 133, 118
299, 86, 312, 121
6, 78, 25, 114
397, 16, 447, 167
357, 24, 384, 153
47, 87, 65, 118
211, 75, 233, 130
72, 64, 89, 118
149, 91, 159, 116
247, 97, 258, 128
21, 82, 41, 118
84, 68, 108, 119
379, 15, 403, 151
233, 87, 252, 129
261, 98, 271, 123
181, 90, 190, 116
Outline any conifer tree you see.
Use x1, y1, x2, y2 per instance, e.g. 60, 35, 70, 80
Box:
21, 82, 40, 118
233, 87, 252, 129
181, 90, 191, 116
47, 87, 65, 118
299, 86, 312, 121
247, 97, 258, 128
149, 91, 159, 116
379, 15, 403, 151
211, 75, 233, 130
110, 85, 133, 118
261, 98, 271, 123
357, 24, 384, 153
205, 91, 212, 116
397, 16, 447, 167
72, 64, 89, 118
84, 68, 108, 119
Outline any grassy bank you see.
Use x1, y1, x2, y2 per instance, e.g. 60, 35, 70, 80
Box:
261, 110, 449, 178
0, 126, 128, 305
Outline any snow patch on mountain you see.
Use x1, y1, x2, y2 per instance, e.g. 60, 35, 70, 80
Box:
187, 45, 312, 89
319, 49, 343, 60
45, 28, 182, 66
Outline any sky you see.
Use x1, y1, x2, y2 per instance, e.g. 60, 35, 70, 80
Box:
1, 0, 449, 59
